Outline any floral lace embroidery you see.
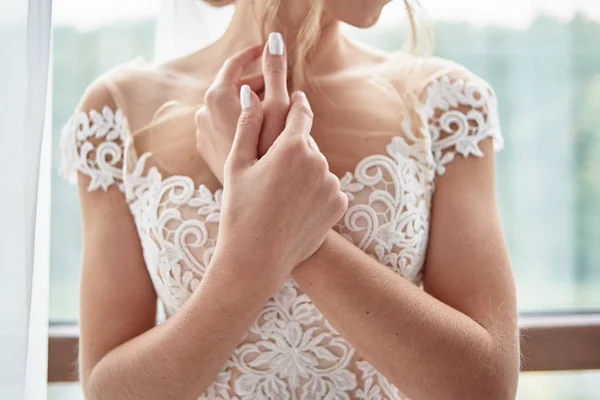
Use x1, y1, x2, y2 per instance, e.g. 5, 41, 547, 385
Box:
60, 106, 127, 191
422, 76, 503, 175
60, 76, 503, 399
335, 118, 434, 284
123, 145, 222, 316
232, 280, 357, 400
124, 147, 359, 399
355, 362, 401, 400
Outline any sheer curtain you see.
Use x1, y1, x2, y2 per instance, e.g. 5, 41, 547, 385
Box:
0, 0, 52, 398
154, 0, 231, 61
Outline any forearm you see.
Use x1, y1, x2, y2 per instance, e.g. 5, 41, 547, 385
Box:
84, 253, 275, 400
292, 231, 518, 400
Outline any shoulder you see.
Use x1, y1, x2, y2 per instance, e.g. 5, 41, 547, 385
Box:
60, 56, 204, 191
388, 55, 503, 175
63, 56, 183, 144
412, 57, 500, 128
59, 66, 137, 191
65, 62, 144, 141
70, 59, 148, 120
76, 56, 192, 122
78, 58, 166, 112
416, 57, 496, 118
383, 54, 494, 103
417, 56, 481, 83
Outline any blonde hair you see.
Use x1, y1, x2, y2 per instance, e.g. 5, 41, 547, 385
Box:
203, 0, 433, 89
129, 0, 434, 176
403, 0, 434, 56
140, 0, 433, 139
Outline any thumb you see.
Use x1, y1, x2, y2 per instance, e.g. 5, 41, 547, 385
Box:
228, 85, 263, 171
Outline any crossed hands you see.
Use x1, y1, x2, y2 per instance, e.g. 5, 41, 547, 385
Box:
195, 33, 348, 287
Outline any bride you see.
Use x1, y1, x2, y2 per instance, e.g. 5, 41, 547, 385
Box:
60, 0, 520, 399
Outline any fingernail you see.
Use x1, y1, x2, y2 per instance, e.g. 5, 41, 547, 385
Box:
240, 85, 251, 109
269, 32, 284, 55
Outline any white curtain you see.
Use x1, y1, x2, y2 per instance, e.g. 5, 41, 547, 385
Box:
0, 0, 52, 398
154, 0, 232, 61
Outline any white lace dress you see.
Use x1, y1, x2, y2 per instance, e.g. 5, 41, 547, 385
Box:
60, 74, 503, 400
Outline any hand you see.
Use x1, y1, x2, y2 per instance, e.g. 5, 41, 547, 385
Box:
194, 45, 264, 184
195, 33, 291, 184
257, 32, 291, 157
213, 87, 348, 290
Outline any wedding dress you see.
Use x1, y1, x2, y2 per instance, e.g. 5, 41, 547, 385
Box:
60, 55, 502, 399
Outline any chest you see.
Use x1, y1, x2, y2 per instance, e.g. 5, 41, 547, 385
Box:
129, 80, 422, 193
124, 90, 434, 313
121, 78, 435, 305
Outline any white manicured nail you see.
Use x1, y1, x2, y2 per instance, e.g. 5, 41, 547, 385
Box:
269, 32, 284, 55
240, 85, 251, 109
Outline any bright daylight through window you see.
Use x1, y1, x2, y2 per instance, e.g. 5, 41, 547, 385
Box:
49, 0, 600, 399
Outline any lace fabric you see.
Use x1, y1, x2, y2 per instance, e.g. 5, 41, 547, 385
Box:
60, 106, 127, 191
60, 74, 502, 399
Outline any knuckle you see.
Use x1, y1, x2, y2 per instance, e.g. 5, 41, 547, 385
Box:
328, 172, 341, 193
225, 155, 244, 177
280, 137, 306, 162
307, 135, 320, 152
292, 137, 309, 155
222, 59, 234, 72
194, 108, 205, 126
312, 153, 329, 176
332, 192, 349, 218
263, 99, 290, 116
204, 86, 228, 107
265, 57, 285, 75
282, 139, 298, 157
323, 174, 347, 220
203, 87, 219, 106
237, 112, 254, 129
295, 103, 314, 120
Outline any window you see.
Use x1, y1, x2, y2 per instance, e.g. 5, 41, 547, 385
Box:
49, 1, 600, 399
344, 1, 600, 312
519, 370, 600, 399
50, 0, 161, 321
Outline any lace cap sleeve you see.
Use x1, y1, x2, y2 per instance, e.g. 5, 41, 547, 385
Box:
60, 82, 128, 192
422, 73, 504, 176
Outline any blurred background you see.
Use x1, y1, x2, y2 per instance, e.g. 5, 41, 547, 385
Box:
49, 0, 600, 398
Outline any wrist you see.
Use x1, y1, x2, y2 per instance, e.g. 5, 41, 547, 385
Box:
207, 243, 283, 300
292, 230, 334, 278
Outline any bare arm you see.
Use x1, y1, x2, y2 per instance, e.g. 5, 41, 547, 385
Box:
292, 138, 520, 400
75, 87, 276, 400
75, 68, 346, 399
188, 37, 519, 399
80, 200, 274, 400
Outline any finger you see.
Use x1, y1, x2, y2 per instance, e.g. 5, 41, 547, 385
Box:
228, 85, 263, 170
262, 32, 289, 103
283, 91, 314, 140
238, 73, 265, 94
307, 135, 320, 152
194, 107, 205, 128
215, 45, 263, 85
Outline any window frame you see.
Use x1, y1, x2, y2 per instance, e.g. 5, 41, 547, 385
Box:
48, 313, 600, 382
519, 312, 600, 371
48, 1, 600, 386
